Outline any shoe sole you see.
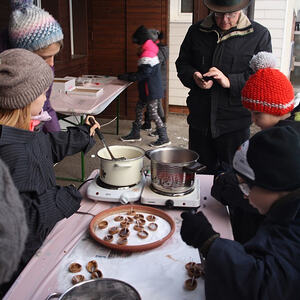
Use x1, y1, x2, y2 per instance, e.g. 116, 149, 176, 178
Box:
141, 128, 152, 132
120, 137, 142, 142
149, 141, 171, 148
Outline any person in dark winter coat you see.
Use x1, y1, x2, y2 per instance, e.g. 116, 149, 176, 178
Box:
211, 51, 300, 244
118, 25, 171, 148
175, 0, 272, 174
141, 28, 168, 136
181, 125, 300, 300
0, 49, 100, 295
7, 0, 63, 133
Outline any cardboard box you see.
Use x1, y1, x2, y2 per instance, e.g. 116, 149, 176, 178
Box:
52, 78, 76, 93
66, 86, 104, 97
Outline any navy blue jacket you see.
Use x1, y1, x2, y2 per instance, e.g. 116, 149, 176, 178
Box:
0, 124, 95, 265
126, 40, 164, 101
205, 190, 300, 300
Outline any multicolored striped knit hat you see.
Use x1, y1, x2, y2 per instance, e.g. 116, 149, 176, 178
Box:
241, 52, 295, 116
8, 0, 63, 51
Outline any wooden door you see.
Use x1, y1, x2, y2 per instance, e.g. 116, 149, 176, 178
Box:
88, 0, 169, 120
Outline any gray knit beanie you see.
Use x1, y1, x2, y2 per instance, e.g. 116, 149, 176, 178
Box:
0, 158, 28, 284
0, 48, 53, 110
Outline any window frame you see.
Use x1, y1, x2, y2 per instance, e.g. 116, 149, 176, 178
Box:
170, 0, 193, 22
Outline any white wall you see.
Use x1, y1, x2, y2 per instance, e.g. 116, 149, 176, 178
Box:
169, 22, 192, 106
253, 0, 296, 75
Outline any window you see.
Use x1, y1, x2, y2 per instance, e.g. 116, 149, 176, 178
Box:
170, 0, 193, 22
181, 0, 193, 13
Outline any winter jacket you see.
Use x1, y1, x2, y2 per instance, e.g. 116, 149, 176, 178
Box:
126, 39, 163, 101
211, 119, 300, 243
43, 69, 61, 133
157, 43, 168, 92
205, 190, 300, 300
0, 124, 95, 265
176, 12, 272, 138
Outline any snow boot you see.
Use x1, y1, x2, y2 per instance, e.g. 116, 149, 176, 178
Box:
149, 123, 166, 137
149, 126, 171, 148
120, 123, 142, 142
141, 112, 152, 131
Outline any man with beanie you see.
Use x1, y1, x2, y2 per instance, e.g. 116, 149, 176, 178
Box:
181, 126, 300, 300
211, 51, 300, 243
7, 0, 64, 133
118, 25, 171, 148
0, 159, 28, 285
176, 0, 272, 174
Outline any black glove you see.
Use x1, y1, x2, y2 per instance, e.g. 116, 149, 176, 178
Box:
118, 73, 130, 81
180, 211, 219, 250
118, 73, 137, 82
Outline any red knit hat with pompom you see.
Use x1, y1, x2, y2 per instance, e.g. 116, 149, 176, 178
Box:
241, 52, 295, 116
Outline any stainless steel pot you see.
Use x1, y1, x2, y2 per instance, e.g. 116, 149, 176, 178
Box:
46, 278, 141, 300
146, 147, 206, 195
97, 145, 145, 187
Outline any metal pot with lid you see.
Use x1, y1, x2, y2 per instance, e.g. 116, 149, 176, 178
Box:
145, 146, 206, 195
46, 278, 141, 300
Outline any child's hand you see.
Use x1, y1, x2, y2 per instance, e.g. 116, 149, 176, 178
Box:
85, 116, 101, 136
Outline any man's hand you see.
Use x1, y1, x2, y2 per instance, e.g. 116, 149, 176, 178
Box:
193, 71, 213, 89
204, 67, 230, 88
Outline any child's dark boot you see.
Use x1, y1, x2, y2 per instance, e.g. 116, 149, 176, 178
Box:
149, 126, 171, 148
120, 122, 142, 142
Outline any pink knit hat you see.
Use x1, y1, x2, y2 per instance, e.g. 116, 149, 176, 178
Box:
241, 52, 295, 116
9, 0, 63, 51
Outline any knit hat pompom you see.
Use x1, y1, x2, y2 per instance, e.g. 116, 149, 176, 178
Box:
9, 0, 63, 51
249, 51, 276, 72
0, 49, 54, 110
11, 0, 33, 10
242, 52, 294, 116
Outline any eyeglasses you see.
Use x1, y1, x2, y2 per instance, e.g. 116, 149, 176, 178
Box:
238, 182, 252, 197
214, 12, 238, 19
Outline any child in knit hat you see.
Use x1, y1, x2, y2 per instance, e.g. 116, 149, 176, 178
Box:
0, 48, 100, 294
7, 0, 64, 133
141, 28, 168, 137
118, 25, 171, 148
241, 51, 299, 130
181, 125, 300, 300
211, 51, 300, 244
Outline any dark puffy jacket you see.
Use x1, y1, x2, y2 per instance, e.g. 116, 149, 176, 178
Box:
211, 119, 300, 243
127, 40, 163, 101
0, 124, 95, 265
205, 190, 300, 300
176, 12, 272, 138
157, 43, 168, 92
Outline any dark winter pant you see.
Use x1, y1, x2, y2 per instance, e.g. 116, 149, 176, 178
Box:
189, 126, 250, 174
144, 99, 165, 124
135, 99, 164, 129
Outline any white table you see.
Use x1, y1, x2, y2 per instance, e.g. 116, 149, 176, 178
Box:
4, 172, 233, 300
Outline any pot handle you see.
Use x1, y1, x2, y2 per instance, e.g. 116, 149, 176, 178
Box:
45, 292, 62, 300
145, 149, 154, 160
113, 163, 132, 168
183, 162, 207, 173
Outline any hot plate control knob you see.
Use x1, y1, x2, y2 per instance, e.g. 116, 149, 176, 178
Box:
165, 199, 174, 208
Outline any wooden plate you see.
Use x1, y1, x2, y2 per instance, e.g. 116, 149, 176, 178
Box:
89, 204, 175, 252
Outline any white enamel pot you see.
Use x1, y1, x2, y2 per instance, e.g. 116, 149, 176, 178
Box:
97, 145, 145, 187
